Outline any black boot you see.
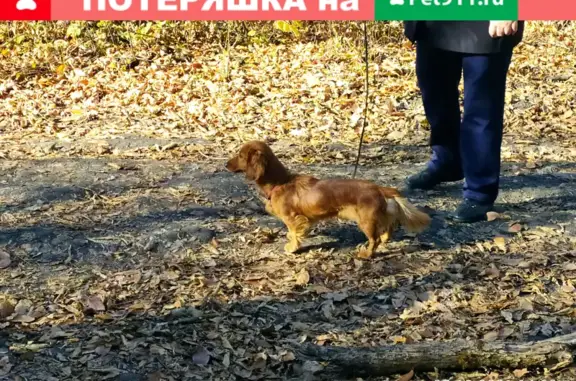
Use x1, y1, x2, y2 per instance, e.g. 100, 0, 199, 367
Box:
406, 168, 463, 191
451, 198, 494, 223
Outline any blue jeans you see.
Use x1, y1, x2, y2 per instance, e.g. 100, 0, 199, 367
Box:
415, 43, 513, 204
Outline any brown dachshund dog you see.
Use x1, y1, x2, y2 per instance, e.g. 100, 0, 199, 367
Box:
226, 141, 431, 259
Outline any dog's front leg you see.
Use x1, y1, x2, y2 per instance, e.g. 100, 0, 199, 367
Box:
264, 199, 276, 216
283, 215, 310, 254
256, 194, 277, 217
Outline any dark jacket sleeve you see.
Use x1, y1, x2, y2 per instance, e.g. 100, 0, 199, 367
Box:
404, 21, 422, 44
403, 21, 524, 54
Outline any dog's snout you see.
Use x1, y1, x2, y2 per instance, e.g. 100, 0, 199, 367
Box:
226, 157, 238, 172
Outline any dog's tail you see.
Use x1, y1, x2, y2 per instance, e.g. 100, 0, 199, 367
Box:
379, 187, 431, 233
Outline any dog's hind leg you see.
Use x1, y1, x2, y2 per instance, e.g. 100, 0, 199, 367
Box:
283, 215, 311, 254
357, 214, 382, 259
380, 226, 393, 244
380, 219, 398, 243
379, 197, 399, 244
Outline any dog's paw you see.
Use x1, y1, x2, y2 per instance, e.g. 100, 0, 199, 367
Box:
284, 242, 299, 253
357, 249, 373, 259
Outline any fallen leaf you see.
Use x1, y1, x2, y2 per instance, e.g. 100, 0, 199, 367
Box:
14, 299, 32, 315
321, 301, 334, 320
55, 64, 66, 76
316, 334, 331, 346
387, 130, 405, 141
508, 223, 523, 233
222, 352, 230, 368
501, 310, 514, 324
486, 211, 500, 221
483, 331, 499, 342
11, 314, 35, 323
192, 346, 210, 366
483, 266, 500, 279
483, 372, 501, 381
563, 263, 576, 271
0, 251, 10, 269
0, 356, 12, 377
149, 344, 166, 356
351, 304, 364, 314
129, 302, 147, 311
326, 291, 348, 302
499, 326, 515, 339
61, 366, 72, 376
95, 313, 114, 321
281, 351, 295, 362
494, 236, 507, 251
29, 306, 46, 319
48, 326, 72, 340
400, 300, 425, 320
95, 345, 111, 356
295, 268, 310, 285
252, 352, 267, 369
114, 270, 142, 285
0, 301, 15, 319
84, 295, 106, 312
397, 369, 414, 381
221, 336, 234, 352
519, 298, 534, 311
513, 368, 529, 378
310, 285, 332, 294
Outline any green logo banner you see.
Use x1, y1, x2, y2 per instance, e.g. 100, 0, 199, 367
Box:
375, 0, 518, 20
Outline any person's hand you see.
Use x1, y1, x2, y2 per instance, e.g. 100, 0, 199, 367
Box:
489, 21, 518, 38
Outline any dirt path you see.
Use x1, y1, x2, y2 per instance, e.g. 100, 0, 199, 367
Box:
1, 137, 575, 380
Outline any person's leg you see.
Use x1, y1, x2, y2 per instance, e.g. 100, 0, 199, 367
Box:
407, 43, 464, 190
452, 48, 513, 222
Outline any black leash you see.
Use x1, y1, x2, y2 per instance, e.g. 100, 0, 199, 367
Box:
352, 21, 370, 179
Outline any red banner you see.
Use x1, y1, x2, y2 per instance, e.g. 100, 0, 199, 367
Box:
0, 0, 51, 20
52, 0, 372, 21
519, 0, 576, 20
1, 0, 576, 21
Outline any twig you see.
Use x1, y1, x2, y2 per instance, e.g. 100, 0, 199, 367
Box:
225, 21, 231, 81
352, 21, 371, 179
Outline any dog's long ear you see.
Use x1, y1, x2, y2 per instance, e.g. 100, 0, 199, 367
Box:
245, 149, 267, 181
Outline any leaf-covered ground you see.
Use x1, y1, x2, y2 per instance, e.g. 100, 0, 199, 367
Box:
0, 21, 575, 380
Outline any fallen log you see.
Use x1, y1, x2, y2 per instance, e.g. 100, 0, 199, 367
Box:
298, 332, 576, 378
